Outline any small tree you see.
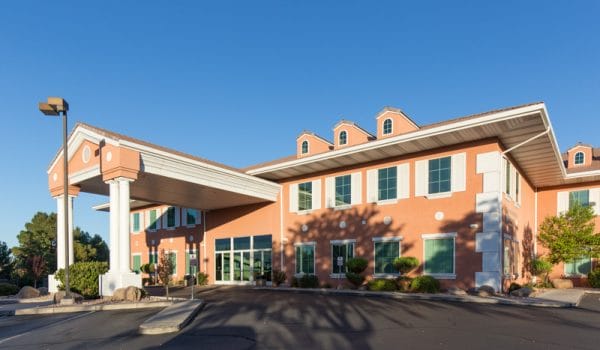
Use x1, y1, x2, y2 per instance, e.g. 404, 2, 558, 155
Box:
393, 257, 419, 276
29, 255, 45, 288
157, 249, 174, 299
345, 257, 368, 288
531, 257, 553, 286
538, 203, 600, 265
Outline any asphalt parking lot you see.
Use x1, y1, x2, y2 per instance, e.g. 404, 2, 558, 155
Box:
0, 287, 599, 349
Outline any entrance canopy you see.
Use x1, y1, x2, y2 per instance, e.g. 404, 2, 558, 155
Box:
47, 123, 281, 210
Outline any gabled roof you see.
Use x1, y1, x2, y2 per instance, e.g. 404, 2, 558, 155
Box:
562, 147, 600, 174
333, 120, 376, 139
296, 130, 333, 145
375, 106, 420, 129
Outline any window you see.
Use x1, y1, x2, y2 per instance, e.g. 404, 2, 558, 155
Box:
428, 157, 451, 194
515, 172, 520, 203
574, 152, 585, 165
132, 255, 141, 273
331, 241, 354, 274
374, 240, 400, 274
301, 140, 309, 154
215, 238, 231, 251
149, 209, 158, 230
383, 119, 392, 135
569, 190, 589, 209
298, 182, 313, 211
295, 244, 315, 274
505, 159, 511, 195
423, 236, 455, 275
186, 209, 199, 226
564, 256, 591, 276
339, 131, 347, 145
167, 207, 176, 228
185, 250, 198, 275
168, 252, 177, 275
378, 167, 397, 201
335, 175, 352, 206
132, 213, 140, 232
503, 239, 519, 277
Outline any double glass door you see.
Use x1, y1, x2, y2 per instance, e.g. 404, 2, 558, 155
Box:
215, 235, 273, 283
233, 251, 251, 281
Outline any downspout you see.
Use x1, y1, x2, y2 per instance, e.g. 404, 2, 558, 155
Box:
202, 210, 207, 275
279, 191, 284, 272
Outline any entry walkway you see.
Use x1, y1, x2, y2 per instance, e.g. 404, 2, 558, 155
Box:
534, 288, 600, 306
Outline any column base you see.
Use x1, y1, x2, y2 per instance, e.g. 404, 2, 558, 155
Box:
48, 274, 60, 293
99, 272, 142, 297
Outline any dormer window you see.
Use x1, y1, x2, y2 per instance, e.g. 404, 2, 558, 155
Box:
383, 119, 392, 135
339, 131, 347, 145
301, 140, 309, 154
574, 152, 585, 165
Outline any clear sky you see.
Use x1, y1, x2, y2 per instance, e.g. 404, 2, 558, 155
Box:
0, 1, 599, 248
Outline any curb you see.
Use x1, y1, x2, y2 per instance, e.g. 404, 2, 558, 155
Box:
14, 301, 173, 316
139, 300, 204, 335
254, 287, 574, 308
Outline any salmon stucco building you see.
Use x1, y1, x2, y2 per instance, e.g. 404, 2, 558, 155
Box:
46, 102, 599, 295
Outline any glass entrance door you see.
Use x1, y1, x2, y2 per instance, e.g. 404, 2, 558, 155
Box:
253, 249, 272, 281
215, 252, 231, 281
233, 251, 251, 281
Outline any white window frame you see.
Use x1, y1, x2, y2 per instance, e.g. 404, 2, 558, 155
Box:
301, 140, 309, 154
330, 239, 356, 278
131, 212, 142, 234
294, 242, 316, 276
574, 151, 585, 166
372, 236, 403, 278
165, 206, 178, 230
421, 233, 457, 279
147, 208, 160, 232
183, 208, 200, 228
338, 130, 348, 146
382, 118, 393, 135
131, 252, 142, 273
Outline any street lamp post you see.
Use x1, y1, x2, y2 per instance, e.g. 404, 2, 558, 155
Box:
39, 97, 71, 302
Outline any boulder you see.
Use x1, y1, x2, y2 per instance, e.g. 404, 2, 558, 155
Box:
124, 286, 143, 302
53, 291, 83, 304
17, 286, 40, 299
111, 287, 127, 301
477, 285, 496, 296
551, 278, 573, 289
447, 287, 467, 296
509, 287, 533, 297
37, 287, 49, 296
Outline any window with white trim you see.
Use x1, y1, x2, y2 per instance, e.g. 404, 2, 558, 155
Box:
423, 235, 455, 276
335, 175, 352, 206
374, 240, 400, 274
383, 119, 392, 135
574, 152, 585, 165
295, 243, 315, 275
301, 140, 309, 154
166, 207, 176, 228
378, 167, 397, 201
132, 213, 141, 232
339, 131, 347, 145
331, 241, 354, 274
564, 256, 591, 276
186, 209, 199, 226
569, 190, 589, 209
298, 182, 312, 211
503, 238, 519, 277
428, 156, 451, 194
148, 209, 158, 230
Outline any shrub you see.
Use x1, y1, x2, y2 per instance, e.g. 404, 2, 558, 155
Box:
345, 258, 368, 274
0, 282, 18, 296
531, 258, 553, 285
345, 272, 365, 288
291, 277, 299, 288
367, 279, 397, 292
272, 270, 287, 286
393, 257, 419, 275
298, 274, 319, 288
410, 275, 440, 293
588, 268, 600, 288
56, 261, 109, 299
140, 263, 155, 274
508, 282, 522, 293
196, 272, 209, 286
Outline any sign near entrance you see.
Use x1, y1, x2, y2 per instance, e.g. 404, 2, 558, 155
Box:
190, 253, 197, 267
337, 256, 344, 267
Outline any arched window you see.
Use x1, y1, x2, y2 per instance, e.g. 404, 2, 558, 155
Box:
383, 118, 393, 135
339, 131, 347, 145
574, 152, 585, 165
301, 140, 309, 154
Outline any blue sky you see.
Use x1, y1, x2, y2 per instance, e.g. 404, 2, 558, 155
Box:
0, 1, 599, 248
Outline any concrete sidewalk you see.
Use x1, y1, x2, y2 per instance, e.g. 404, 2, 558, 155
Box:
138, 299, 203, 335
533, 288, 600, 306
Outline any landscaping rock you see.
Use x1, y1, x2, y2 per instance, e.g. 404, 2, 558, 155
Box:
53, 291, 83, 304
111, 288, 127, 301
447, 287, 467, 296
477, 285, 496, 296
37, 287, 49, 296
551, 278, 573, 289
17, 286, 40, 299
509, 287, 533, 297
124, 286, 143, 302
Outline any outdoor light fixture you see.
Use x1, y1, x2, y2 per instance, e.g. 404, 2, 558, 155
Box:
39, 97, 72, 303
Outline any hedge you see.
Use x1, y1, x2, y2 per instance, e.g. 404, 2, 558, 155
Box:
0, 282, 18, 296
410, 275, 440, 293
56, 261, 109, 299
367, 279, 397, 291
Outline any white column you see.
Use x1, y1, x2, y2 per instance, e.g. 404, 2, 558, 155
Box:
118, 178, 132, 273
108, 180, 120, 273
55, 196, 66, 270
68, 195, 75, 266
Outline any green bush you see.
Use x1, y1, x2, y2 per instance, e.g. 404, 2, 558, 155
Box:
393, 257, 419, 275
410, 275, 440, 293
291, 277, 299, 288
298, 274, 319, 288
0, 282, 18, 296
345, 258, 368, 274
531, 258, 553, 276
508, 282, 522, 293
56, 261, 109, 299
140, 263, 155, 274
345, 272, 365, 287
196, 272, 209, 286
367, 279, 397, 292
272, 270, 287, 286
588, 268, 600, 288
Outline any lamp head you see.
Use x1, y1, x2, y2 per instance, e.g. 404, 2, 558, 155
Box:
38, 97, 69, 116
